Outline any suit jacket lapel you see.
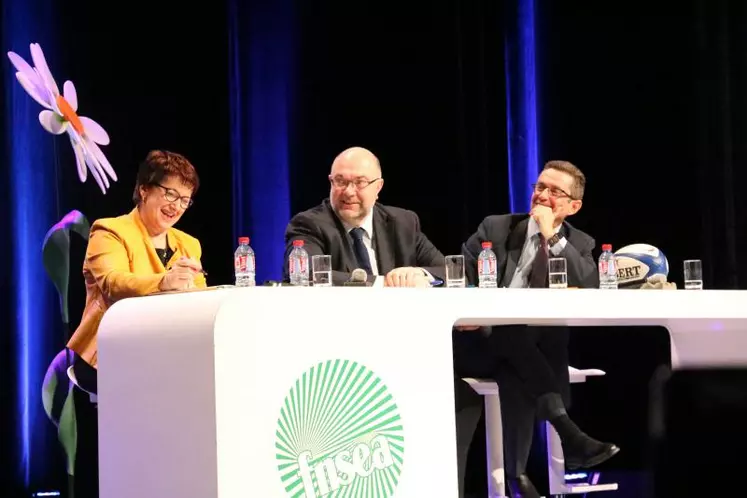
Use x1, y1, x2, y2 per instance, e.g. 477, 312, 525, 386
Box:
500, 217, 529, 287
323, 200, 359, 273
130, 208, 167, 272
372, 207, 395, 276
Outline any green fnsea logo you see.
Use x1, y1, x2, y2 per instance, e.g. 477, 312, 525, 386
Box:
275, 360, 405, 497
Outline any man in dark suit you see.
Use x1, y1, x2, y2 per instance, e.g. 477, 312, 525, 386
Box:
283, 145, 444, 287
285, 146, 492, 495
456, 161, 619, 497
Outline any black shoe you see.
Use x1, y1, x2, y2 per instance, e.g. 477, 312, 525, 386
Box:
507, 473, 541, 498
563, 434, 620, 470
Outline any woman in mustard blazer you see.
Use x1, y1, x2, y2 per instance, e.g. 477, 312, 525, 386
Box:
67, 150, 207, 498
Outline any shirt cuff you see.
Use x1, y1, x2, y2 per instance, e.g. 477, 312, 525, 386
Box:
549, 237, 568, 256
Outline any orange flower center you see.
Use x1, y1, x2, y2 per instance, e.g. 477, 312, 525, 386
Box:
55, 95, 84, 134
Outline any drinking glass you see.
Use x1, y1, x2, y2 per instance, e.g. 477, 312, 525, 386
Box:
548, 257, 568, 289
445, 255, 466, 288
683, 260, 703, 290
312, 255, 332, 287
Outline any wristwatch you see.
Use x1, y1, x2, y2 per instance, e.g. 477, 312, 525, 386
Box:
546, 233, 564, 248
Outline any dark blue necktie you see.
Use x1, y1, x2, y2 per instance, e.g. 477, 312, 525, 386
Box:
350, 227, 373, 275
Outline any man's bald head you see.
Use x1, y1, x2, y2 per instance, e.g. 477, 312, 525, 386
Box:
330, 146, 382, 178
328, 146, 384, 225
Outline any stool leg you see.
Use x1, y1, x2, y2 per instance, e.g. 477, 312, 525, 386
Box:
546, 422, 568, 495
484, 393, 507, 498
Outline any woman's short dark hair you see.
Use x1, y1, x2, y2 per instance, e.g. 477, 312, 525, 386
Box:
132, 150, 200, 205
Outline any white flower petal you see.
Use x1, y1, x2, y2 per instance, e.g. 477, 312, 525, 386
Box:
79, 116, 110, 145
15, 72, 53, 109
69, 134, 87, 182
63, 81, 78, 111
85, 138, 117, 181
7, 51, 44, 88
39, 110, 68, 134
30, 43, 59, 97
84, 152, 109, 194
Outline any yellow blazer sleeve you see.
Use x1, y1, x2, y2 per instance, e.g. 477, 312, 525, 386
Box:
87, 222, 165, 300
190, 239, 208, 289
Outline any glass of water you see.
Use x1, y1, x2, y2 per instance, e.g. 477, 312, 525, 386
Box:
312, 255, 332, 287
683, 259, 703, 290
445, 255, 466, 288
548, 257, 568, 289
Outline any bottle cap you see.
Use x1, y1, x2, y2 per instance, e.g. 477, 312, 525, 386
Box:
481, 241, 493, 249
293, 240, 305, 247
602, 244, 612, 251
238, 236, 250, 244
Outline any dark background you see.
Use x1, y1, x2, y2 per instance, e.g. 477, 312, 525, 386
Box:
2, 0, 746, 496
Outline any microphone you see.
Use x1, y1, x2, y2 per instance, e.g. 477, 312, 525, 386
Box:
344, 268, 371, 287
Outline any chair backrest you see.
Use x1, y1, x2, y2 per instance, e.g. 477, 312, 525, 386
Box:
42, 210, 90, 326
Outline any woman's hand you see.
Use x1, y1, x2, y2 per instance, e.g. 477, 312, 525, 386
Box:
159, 263, 195, 291
172, 257, 203, 274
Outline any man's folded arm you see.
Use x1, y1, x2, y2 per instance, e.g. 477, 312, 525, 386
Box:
555, 236, 598, 288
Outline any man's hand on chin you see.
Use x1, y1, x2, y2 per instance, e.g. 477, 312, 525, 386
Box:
531, 204, 557, 239
384, 267, 430, 288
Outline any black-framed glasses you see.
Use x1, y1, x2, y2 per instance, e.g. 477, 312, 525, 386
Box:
329, 175, 381, 191
531, 183, 574, 200
154, 183, 193, 209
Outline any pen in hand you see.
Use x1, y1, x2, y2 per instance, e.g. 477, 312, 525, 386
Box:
175, 256, 207, 277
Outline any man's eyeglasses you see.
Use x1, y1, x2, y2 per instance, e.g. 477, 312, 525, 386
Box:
329, 176, 381, 191
154, 184, 193, 209
531, 183, 574, 200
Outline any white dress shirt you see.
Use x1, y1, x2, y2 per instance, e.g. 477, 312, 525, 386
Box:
338, 208, 434, 287
508, 218, 566, 288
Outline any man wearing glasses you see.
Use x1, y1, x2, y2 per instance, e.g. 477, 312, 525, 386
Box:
456, 161, 619, 497
283, 146, 445, 287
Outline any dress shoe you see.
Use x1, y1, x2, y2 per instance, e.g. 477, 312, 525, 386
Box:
547, 412, 621, 469
563, 433, 620, 470
506, 473, 541, 498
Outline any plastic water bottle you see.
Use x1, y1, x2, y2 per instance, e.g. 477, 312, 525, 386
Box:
289, 240, 310, 286
478, 241, 498, 288
234, 236, 255, 287
598, 244, 618, 289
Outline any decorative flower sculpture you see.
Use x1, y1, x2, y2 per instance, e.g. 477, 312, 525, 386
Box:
7, 43, 117, 194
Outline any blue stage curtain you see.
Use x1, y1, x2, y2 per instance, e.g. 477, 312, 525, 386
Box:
505, 0, 540, 213
228, 0, 295, 283
2, 0, 64, 492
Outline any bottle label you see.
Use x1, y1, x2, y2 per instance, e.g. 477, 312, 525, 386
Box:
599, 260, 616, 275
291, 255, 308, 275
235, 254, 247, 273
479, 257, 496, 275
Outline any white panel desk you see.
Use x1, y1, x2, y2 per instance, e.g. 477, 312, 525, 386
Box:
97, 288, 747, 498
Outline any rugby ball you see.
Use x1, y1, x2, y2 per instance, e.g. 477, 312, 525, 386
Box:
614, 243, 669, 288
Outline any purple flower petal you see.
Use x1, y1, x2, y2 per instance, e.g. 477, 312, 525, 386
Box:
30, 43, 59, 97
84, 151, 109, 194
15, 72, 53, 109
63, 81, 78, 111
79, 116, 110, 145
69, 134, 87, 182
85, 138, 117, 181
7, 51, 43, 88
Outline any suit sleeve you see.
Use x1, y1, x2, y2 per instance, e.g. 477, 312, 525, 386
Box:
461, 217, 491, 287
86, 223, 165, 300
284, 213, 352, 285
557, 234, 598, 288
412, 214, 446, 281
